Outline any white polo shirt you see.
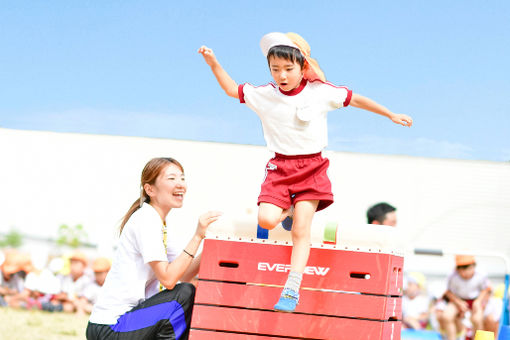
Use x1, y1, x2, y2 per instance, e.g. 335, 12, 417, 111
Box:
447, 270, 490, 300
239, 79, 352, 155
82, 280, 101, 304
402, 294, 430, 318
89, 203, 179, 325
59, 273, 93, 300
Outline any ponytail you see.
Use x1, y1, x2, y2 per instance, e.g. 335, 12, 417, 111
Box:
119, 199, 141, 235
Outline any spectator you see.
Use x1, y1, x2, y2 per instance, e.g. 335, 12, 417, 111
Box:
0, 249, 33, 307
366, 202, 397, 226
436, 255, 492, 340
21, 265, 61, 310
427, 280, 448, 333
43, 250, 92, 313
482, 283, 508, 339
77, 257, 112, 314
402, 272, 430, 330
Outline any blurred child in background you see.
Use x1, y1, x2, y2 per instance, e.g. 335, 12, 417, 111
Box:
436, 255, 492, 340
402, 271, 430, 330
43, 250, 92, 313
77, 257, 111, 314
0, 249, 33, 307
482, 283, 508, 339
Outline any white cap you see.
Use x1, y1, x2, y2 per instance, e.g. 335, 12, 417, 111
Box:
260, 32, 299, 57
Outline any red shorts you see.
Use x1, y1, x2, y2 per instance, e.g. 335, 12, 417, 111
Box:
464, 298, 475, 310
258, 152, 333, 212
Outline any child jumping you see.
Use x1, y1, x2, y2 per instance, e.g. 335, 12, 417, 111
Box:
199, 32, 413, 312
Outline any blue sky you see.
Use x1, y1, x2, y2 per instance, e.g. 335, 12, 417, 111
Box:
1, 1, 509, 161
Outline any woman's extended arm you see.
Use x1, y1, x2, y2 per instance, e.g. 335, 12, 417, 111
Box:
180, 253, 202, 283
149, 211, 221, 289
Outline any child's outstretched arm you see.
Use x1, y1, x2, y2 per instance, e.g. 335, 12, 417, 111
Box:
349, 93, 413, 127
198, 46, 239, 99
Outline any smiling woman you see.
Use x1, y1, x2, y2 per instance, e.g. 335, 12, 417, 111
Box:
119, 157, 187, 235
86, 157, 221, 340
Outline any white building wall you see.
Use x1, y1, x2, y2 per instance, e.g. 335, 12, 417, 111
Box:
1, 128, 509, 279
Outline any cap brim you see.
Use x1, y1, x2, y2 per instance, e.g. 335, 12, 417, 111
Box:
2, 264, 20, 275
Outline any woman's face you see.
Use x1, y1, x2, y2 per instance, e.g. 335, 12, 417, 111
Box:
147, 163, 187, 211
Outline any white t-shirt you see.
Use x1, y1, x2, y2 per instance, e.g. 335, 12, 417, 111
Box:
24, 269, 61, 295
89, 203, 179, 325
0, 272, 25, 292
59, 273, 93, 300
82, 280, 101, 304
402, 294, 430, 318
447, 270, 490, 300
239, 79, 352, 155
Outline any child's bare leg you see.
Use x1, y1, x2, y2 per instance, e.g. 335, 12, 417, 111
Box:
274, 200, 318, 312
258, 203, 288, 230
470, 302, 484, 333
484, 315, 499, 337
438, 303, 461, 340
62, 301, 75, 313
290, 200, 318, 272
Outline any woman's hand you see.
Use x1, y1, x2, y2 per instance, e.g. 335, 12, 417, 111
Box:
195, 211, 222, 239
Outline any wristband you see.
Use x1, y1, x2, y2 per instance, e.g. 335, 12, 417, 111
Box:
183, 249, 194, 258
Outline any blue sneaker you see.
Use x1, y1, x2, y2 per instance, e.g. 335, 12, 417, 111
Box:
281, 216, 293, 231
274, 288, 299, 312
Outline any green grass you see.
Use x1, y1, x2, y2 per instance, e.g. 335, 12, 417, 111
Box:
0, 307, 89, 340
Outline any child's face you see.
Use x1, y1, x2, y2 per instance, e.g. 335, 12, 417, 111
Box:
457, 264, 476, 280
268, 56, 304, 92
70, 259, 85, 280
405, 282, 420, 298
94, 271, 108, 286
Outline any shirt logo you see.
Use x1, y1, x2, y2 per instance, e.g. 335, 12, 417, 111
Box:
266, 162, 277, 171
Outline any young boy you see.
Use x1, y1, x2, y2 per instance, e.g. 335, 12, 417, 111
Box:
437, 255, 492, 340
45, 251, 92, 313
199, 32, 413, 312
78, 257, 111, 314
0, 249, 32, 307
402, 272, 430, 330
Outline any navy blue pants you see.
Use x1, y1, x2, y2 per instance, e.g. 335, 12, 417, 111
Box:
86, 283, 195, 340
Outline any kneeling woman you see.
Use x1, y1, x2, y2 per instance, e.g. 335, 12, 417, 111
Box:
87, 157, 221, 340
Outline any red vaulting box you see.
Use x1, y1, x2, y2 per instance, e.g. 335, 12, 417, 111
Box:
190, 237, 403, 340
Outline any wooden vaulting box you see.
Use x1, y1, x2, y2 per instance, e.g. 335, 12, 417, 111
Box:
189, 235, 403, 340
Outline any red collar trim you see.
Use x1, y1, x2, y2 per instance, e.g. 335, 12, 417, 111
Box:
278, 78, 307, 96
